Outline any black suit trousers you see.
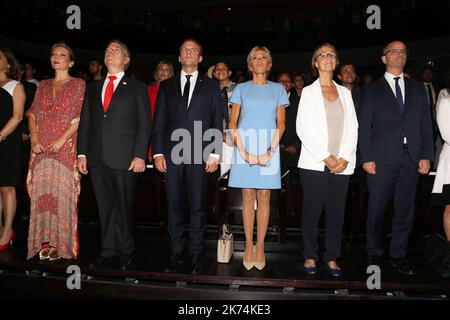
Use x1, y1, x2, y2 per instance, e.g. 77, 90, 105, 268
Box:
90, 158, 138, 257
165, 164, 209, 256
366, 146, 418, 258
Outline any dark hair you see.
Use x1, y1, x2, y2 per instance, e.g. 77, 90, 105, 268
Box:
107, 39, 131, 69
51, 42, 75, 62
179, 38, 203, 56
214, 61, 231, 70
277, 72, 292, 82
420, 65, 434, 74
311, 43, 339, 77
0, 47, 18, 80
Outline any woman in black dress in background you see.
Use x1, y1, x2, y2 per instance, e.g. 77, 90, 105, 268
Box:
0, 47, 25, 251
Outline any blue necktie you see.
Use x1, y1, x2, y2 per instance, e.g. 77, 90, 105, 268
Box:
394, 77, 404, 113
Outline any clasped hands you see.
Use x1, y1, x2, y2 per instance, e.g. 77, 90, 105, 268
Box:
324, 155, 348, 173
31, 136, 66, 154
241, 150, 273, 167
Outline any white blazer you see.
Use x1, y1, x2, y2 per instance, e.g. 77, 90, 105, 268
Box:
296, 79, 358, 175
432, 89, 450, 194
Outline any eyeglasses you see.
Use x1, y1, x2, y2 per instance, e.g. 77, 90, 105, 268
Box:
316, 52, 337, 59
181, 48, 200, 55
385, 49, 409, 56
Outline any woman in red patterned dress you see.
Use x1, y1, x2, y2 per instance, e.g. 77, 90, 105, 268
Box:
26, 42, 85, 261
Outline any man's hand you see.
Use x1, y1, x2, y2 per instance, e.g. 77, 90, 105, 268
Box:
128, 157, 146, 173
47, 138, 66, 153
331, 158, 348, 173
363, 161, 377, 175
418, 159, 430, 175
154, 155, 167, 173
205, 156, 219, 173
323, 155, 338, 171
77, 157, 88, 175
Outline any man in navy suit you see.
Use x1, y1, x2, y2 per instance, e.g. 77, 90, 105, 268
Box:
358, 41, 434, 275
152, 39, 223, 274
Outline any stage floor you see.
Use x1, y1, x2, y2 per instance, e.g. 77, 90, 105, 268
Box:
1, 216, 449, 300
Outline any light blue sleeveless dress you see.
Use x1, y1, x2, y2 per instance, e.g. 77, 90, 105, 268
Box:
228, 81, 289, 189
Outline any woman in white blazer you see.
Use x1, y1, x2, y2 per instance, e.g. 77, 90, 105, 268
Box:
431, 87, 450, 241
296, 43, 358, 277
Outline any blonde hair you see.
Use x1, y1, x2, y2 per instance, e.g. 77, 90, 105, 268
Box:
51, 42, 75, 62
154, 60, 174, 82
247, 46, 272, 73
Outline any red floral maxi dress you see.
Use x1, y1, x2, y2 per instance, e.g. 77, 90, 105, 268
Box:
26, 78, 85, 260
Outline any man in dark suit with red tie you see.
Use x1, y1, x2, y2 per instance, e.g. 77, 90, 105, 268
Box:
77, 40, 151, 269
358, 41, 434, 276
152, 39, 223, 274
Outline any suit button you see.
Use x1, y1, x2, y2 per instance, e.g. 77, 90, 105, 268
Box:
104, 114, 107, 118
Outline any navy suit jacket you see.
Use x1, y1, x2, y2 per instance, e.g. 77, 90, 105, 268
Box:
358, 76, 434, 165
152, 73, 223, 165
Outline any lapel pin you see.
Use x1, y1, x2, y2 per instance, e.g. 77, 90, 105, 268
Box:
122, 82, 127, 85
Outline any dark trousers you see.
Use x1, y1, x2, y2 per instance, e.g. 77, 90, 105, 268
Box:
90, 159, 137, 257
299, 168, 350, 263
165, 164, 208, 256
366, 147, 418, 258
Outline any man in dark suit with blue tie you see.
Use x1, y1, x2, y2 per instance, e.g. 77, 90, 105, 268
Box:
358, 41, 434, 275
152, 39, 223, 274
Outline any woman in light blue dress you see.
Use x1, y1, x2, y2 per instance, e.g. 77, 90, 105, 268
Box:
228, 46, 289, 271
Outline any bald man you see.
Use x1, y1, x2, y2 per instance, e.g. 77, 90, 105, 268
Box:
358, 41, 433, 276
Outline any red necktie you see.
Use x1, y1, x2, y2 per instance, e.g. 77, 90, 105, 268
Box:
103, 75, 117, 112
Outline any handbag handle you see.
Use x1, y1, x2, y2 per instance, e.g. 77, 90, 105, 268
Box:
222, 224, 229, 236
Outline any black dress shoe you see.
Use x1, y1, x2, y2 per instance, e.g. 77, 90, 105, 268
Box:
89, 255, 115, 269
190, 254, 203, 275
117, 255, 132, 270
163, 253, 185, 273
388, 257, 416, 276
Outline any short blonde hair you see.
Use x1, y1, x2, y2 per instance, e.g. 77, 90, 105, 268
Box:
311, 43, 339, 76
247, 46, 272, 73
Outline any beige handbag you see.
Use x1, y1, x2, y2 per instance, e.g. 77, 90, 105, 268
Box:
217, 224, 233, 263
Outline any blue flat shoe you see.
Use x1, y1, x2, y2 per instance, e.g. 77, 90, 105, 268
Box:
327, 266, 342, 277
303, 265, 317, 275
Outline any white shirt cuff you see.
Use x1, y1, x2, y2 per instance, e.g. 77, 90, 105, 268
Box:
77, 155, 86, 158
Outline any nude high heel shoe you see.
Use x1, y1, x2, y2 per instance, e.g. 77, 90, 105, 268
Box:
254, 246, 265, 271
243, 246, 255, 271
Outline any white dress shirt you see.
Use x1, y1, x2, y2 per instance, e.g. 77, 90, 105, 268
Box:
78, 71, 125, 159
102, 71, 125, 104
153, 69, 219, 161
384, 72, 407, 143
384, 72, 405, 104
180, 70, 198, 107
